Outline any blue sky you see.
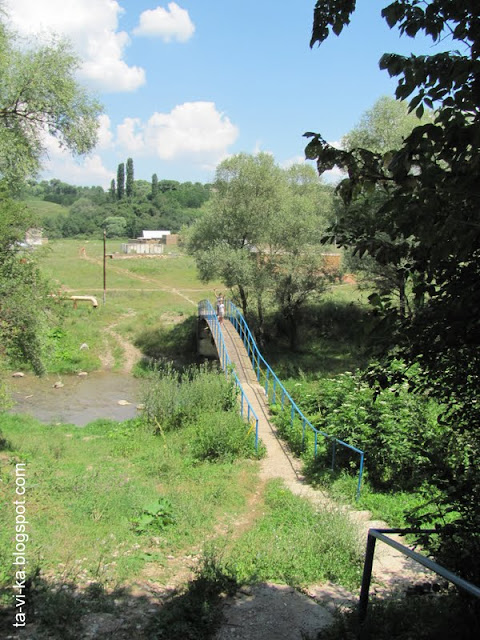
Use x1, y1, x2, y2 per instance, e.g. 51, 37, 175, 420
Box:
5, 0, 437, 188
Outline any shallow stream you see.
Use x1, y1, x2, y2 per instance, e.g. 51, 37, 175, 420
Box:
7, 372, 142, 426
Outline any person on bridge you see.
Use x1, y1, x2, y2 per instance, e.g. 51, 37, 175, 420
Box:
217, 299, 225, 324
215, 290, 225, 324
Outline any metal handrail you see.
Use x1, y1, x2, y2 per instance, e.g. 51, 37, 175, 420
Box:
359, 528, 480, 623
226, 299, 365, 499
198, 299, 259, 450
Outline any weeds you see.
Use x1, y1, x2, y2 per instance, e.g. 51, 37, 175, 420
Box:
225, 479, 363, 590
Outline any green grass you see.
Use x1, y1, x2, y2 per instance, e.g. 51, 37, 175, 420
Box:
24, 198, 69, 220
0, 412, 258, 593
223, 479, 363, 590
29, 239, 224, 374
306, 469, 424, 529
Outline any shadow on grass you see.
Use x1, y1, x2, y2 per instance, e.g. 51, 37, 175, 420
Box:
0, 556, 238, 640
0, 429, 11, 452
0, 575, 151, 640
261, 300, 377, 379
319, 592, 480, 640
134, 316, 198, 366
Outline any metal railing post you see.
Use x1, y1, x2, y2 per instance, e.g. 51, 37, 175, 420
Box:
359, 533, 376, 624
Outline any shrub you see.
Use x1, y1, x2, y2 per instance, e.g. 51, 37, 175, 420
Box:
285, 362, 442, 491
191, 411, 259, 463
142, 363, 237, 432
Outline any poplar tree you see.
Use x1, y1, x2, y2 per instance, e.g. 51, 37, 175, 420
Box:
116, 163, 125, 200
126, 157, 134, 198
152, 173, 159, 199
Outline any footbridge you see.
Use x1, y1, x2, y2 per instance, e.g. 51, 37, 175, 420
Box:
198, 299, 365, 498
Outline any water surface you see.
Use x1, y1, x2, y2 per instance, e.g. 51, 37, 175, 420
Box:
8, 372, 142, 426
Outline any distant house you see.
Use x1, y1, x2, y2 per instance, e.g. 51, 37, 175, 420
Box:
138, 230, 171, 242
18, 228, 47, 248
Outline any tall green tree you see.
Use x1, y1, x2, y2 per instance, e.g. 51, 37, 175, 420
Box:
336, 96, 433, 316
187, 154, 334, 344
151, 173, 159, 199
306, 0, 480, 582
0, 19, 102, 374
342, 95, 432, 154
116, 163, 125, 200
187, 152, 287, 318
126, 157, 134, 198
0, 193, 49, 374
0, 25, 102, 190
109, 178, 116, 201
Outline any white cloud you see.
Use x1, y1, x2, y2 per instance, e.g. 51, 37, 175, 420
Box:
133, 3, 195, 42
4, 0, 145, 92
317, 139, 346, 183
117, 118, 145, 153
41, 130, 114, 187
328, 139, 344, 150
97, 115, 115, 149
281, 155, 306, 168
322, 166, 346, 184
116, 102, 239, 167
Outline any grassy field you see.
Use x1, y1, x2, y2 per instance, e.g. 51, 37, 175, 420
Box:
0, 240, 372, 638
34, 239, 224, 373
24, 199, 69, 221
0, 410, 363, 639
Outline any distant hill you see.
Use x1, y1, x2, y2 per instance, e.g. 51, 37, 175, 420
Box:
24, 198, 69, 221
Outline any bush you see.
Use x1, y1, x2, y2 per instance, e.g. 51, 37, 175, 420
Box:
286, 362, 442, 491
142, 363, 237, 431
191, 411, 259, 463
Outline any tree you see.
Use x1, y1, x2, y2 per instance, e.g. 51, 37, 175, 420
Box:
126, 157, 134, 198
0, 193, 49, 374
306, 0, 480, 583
187, 154, 334, 344
0, 25, 102, 190
0, 18, 102, 374
116, 163, 125, 200
109, 179, 116, 201
151, 173, 159, 199
336, 96, 433, 316
104, 216, 127, 238
187, 152, 288, 319
342, 95, 432, 154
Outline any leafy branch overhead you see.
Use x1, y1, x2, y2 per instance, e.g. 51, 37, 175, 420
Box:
307, 0, 480, 584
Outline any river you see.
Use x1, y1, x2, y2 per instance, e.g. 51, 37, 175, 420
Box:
7, 372, 142, 426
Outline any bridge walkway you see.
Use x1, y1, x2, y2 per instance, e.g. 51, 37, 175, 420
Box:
216, 318, 324, 497
206, 313, 430, 597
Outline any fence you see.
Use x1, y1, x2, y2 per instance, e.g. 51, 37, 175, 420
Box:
226, 299, 365, 499
198, 299, 259, 450
359, 528, 480, 622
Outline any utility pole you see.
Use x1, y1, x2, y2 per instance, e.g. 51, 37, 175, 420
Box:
103, 229, 107, 304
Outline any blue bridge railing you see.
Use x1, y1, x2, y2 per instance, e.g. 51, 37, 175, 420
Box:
226, 299, 365, 499
198, 299, 259, 450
